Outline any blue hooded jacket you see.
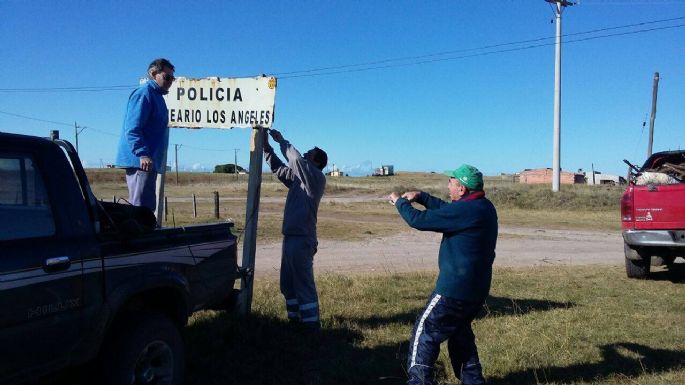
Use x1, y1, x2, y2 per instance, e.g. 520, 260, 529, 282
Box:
115, 80, 169, 172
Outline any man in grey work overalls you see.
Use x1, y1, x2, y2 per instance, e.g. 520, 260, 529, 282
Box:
264, 129, 328, 331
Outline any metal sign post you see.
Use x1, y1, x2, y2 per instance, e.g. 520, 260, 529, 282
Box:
238, 126, 265, 317
160, 75, 277, 317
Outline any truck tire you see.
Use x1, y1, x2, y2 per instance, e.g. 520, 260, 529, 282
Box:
624, 243, 650, 279
101, 313, 184, 385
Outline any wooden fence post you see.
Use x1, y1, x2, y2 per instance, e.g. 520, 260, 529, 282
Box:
213, 191, 219, 219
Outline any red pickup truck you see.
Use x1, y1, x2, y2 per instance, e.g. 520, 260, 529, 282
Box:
621, 150, 685, 278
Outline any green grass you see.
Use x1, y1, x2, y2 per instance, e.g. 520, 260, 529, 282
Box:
186, 266, 685, 385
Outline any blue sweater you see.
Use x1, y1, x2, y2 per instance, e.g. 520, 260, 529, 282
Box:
115, 80, 169, 172
395, 191, 498, 302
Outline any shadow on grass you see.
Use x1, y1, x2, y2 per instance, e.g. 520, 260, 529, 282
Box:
38, 296, 577, 385
481, 296, 574, 318
488, 342, 685, 385
180, 295, 573, 385
349, 296, 575, 329
650, 263, 685, 283
185, 311, 408, 385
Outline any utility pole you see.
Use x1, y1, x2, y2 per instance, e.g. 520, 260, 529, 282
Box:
174, 144, 182, 185
546, 0, 573, 192
233, 148, 240, 179
647, 72, 659, 158
74, 121, 87, 154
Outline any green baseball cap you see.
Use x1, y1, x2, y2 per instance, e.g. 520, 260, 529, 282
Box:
444, 164, 483, 191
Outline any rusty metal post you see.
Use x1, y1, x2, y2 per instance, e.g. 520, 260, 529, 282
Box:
164, 196, 168, 223
192, 194, 197, 218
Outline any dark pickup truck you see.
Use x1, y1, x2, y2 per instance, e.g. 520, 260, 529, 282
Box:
0, 132, 240, 385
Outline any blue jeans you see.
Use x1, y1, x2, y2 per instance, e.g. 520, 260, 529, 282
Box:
407, 293, 485, 385
125, 168, 157, 211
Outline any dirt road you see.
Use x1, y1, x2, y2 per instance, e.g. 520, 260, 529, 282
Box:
254, 226, 624, 276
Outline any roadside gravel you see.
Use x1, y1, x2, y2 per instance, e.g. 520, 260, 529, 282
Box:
254, 226, 624, 276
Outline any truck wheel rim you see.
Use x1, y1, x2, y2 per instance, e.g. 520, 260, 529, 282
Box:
133, 340, 174, 385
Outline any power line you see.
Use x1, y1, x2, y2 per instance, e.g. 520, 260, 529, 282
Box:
0, 16, 682, 92
277, 23, 684, 79
85, 126, 119, 137
0, 110, 119, 137
0, 109, 231, 150
182, 144, 231, 152
0, 110, 73, 127
0, 85, 136, 93
271, 16, 685, 78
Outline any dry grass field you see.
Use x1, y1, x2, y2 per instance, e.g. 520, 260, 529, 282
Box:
42, 170, 681, 385
86, 169, 623, 244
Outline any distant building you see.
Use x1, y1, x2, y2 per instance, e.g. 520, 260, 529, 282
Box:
327, 164, 344, 177
519, 168, 584, 184
584, 171, 626, 185
373, 165, 394, 176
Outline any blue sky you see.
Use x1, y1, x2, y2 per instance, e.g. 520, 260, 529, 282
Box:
1, 0, 683, 176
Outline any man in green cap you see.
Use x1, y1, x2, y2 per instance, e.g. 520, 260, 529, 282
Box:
389, 164, 498, 385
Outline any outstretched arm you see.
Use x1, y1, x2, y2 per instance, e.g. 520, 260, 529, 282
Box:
394, 198, 467, 233
264, 130, 295, 188
270, 129, 303, 163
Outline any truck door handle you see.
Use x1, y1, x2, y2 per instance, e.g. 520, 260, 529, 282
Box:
44, 256, 71, 272
647, 185, 658, 192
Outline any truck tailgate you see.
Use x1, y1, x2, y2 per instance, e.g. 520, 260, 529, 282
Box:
632, 184, 685, 230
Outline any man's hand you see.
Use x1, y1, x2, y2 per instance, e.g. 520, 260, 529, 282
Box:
388, 192, 401, 205
269, 129, 284, 143
139, 156, 153, 172
401, 191, 421, 202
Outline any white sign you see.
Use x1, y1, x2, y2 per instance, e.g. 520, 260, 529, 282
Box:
163, 76, 277, 129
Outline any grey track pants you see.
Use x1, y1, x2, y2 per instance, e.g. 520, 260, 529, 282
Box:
280, 235, 320, 326
125, 168, 157, 211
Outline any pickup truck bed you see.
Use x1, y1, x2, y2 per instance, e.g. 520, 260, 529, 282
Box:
621, 150, 685, 278
0, 131, 240, 385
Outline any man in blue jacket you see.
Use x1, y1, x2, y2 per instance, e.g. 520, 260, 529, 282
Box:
389, 164, 497, 385
264, 129, 328, 331
115, 58, 175, 211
